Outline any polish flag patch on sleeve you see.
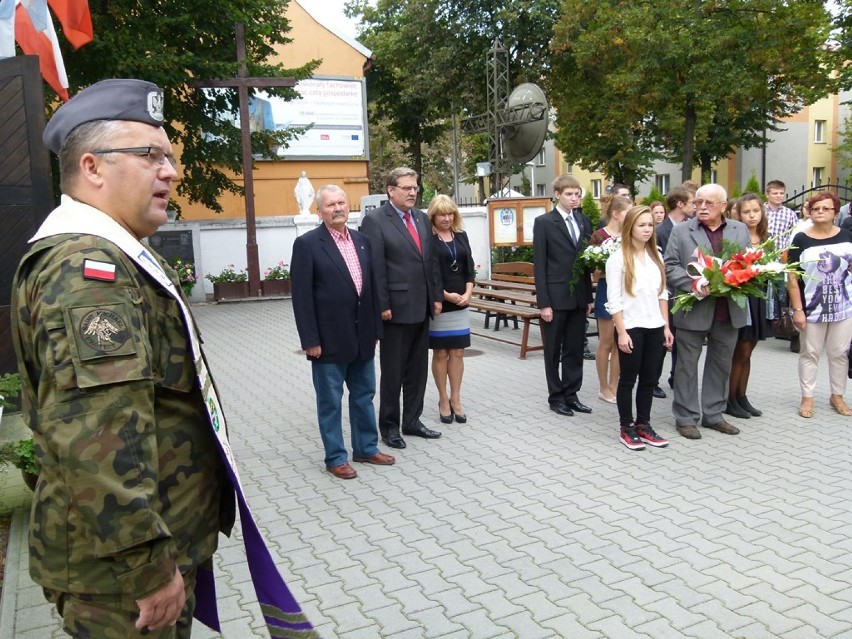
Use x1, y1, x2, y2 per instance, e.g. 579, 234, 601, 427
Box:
82, 259, 117, 282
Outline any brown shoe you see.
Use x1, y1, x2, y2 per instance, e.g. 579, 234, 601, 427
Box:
704, 420, 740, 435
829, 395, 852, 416
676, 424, 702, 439
352, 452, 396, 465
327, 463, 357, 479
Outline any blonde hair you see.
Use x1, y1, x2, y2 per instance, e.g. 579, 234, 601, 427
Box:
427, 194, 463, 232
621, 205, 666, 297
601, 195, 632, 226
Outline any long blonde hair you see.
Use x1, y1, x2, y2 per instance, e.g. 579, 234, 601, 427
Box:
621, 206, 666, 297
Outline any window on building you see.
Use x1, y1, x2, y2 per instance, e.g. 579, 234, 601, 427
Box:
535, 183, 547, 197
812, 167, 825, 187
537, 148, 546, 166
814, 120, 826, 144
654, 174, 670, 194
710, 170, 718, 184
592, 179, 602, 199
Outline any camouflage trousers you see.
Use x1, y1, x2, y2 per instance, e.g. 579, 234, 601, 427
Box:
44, 569, 197, 639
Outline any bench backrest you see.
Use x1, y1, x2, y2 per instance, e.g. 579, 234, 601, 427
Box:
492, 261, 535, 284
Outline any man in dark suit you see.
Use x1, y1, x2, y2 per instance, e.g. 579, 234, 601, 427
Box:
534, 175, 595, 417
656, 186, 695, 254
655, 185, 695, 389
360, 167, 443, 449
664, 183, 749, 440
292, 185, 395, 479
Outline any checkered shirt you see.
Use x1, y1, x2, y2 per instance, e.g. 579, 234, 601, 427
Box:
765, 204, 799, 249
328, 226, 363, 295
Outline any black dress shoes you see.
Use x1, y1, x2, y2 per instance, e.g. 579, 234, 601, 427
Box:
653, 386, 667, 399
549, 402, 574, 416
566, 400, 592, 414
402, 423, 442, 439
383, 434, 407, 449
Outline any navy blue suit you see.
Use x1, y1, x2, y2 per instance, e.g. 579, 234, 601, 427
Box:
291, 223, 383, 468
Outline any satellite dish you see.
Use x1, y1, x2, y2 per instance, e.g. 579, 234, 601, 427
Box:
502, 83, 548, 164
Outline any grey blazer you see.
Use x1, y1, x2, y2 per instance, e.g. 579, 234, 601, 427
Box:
664, 217, 750, 331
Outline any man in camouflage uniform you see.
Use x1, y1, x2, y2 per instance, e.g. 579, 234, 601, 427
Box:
11, 79, 235, 638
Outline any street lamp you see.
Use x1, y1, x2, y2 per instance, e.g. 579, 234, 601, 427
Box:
526, 161, 536, 197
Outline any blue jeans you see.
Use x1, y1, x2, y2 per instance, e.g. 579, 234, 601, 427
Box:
311, 359, 380, 468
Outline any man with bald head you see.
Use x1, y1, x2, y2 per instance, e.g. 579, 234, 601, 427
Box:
664, 183, 750, 439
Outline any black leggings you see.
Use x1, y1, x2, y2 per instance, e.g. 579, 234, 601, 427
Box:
616, 325, 666, 427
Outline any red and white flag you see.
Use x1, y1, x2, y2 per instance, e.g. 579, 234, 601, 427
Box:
0, 0, 92, 102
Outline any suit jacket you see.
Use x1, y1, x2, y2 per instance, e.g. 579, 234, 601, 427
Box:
533, 207, 594, 310
291, 224, 383, 363
664, 216, 750, 331
359, 202, 442, 324
656, 216, 675, 253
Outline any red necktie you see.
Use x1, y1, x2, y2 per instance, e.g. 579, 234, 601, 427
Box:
403, 211, 422, 254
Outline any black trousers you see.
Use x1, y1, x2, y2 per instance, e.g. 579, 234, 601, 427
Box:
378, 320, 429, 437
616, 325, 666, 427
541, 307, 586, 405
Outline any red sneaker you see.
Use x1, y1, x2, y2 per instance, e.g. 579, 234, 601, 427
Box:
619, 425, 645, 451
635, 423, 669, 448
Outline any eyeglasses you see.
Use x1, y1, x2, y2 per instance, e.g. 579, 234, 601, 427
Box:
694, 199, 723, 207
392, 185, 419, 193
93, 146, 178, 169
810, 206, 836, 213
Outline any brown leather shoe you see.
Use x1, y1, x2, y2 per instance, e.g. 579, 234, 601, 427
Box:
704, 420, 740, 435
352, 452, 396, 465
677, 424, 702, 439
327, 463, 357, 479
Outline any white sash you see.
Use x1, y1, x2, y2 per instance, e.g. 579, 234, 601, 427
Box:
31, 196, 317, 637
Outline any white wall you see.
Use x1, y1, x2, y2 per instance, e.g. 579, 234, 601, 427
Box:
157, 206, 491, 301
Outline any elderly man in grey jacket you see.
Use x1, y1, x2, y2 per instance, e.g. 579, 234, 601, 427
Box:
664, 183, 750, 440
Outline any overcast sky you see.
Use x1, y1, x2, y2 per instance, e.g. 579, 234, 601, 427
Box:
317, 0, 360, 40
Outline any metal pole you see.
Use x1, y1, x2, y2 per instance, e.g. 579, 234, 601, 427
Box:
451, 103, 460, 199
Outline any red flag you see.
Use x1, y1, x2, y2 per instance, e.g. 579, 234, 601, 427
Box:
46, 0, 91, 49
14, 4, 69, 101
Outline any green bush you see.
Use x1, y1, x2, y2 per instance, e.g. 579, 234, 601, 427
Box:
491, 245, 535, 264
0, 439, 36, 475
743, 172, 765, 199
581, 191, 601, 229
641, 186, 665, 206
0, 373, 21, 410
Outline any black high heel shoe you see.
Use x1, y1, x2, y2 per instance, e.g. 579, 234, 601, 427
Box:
451, 404, 467, 423
439, 404, 454, 424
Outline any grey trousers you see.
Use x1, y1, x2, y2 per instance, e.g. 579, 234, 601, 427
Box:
672, 321, 738, 427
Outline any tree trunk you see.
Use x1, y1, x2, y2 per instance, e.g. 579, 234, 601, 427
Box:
700, 154, 712, 184
681, 93, 696, 183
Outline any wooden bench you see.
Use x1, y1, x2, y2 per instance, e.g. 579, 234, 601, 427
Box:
467, 297, 543, 359
491, 261, 535, 285
481, 262, 536, 330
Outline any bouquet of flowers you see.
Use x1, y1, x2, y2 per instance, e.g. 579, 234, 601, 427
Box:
171, 258, 197, 297
671, 237, 798, 314
576, 236, 622, 273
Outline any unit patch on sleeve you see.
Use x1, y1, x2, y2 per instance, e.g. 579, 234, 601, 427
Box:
82, 259, 117, 282
79, 309, 130, 353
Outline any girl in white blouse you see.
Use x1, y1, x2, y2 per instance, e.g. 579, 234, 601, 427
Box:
605, 206, 674, 450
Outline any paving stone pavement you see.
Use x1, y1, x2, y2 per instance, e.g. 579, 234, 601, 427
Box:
2, 298, 852, 638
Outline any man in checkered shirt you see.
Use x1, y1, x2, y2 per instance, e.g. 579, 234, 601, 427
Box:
764, 179, 799, 250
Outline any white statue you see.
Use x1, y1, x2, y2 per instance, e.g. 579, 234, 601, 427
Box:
294, 171, 315, 215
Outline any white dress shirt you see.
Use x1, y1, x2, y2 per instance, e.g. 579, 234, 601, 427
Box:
604, 249, 668, 329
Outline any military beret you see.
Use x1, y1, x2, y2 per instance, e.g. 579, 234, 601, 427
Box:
43, 79, 165, 154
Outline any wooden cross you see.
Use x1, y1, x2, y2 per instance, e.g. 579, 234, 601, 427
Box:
194, 23, 297, 297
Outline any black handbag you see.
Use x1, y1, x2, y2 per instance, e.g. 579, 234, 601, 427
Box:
773, 308, 798, 340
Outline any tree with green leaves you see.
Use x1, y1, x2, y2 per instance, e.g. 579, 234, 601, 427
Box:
348, 0, 559, 195
549, 0, 839, 186
52, 0, 318, 213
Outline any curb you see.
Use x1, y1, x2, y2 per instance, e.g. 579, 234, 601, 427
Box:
0, 509, 26, 637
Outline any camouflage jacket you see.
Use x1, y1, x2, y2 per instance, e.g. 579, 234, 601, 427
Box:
11, 232, 235, 597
